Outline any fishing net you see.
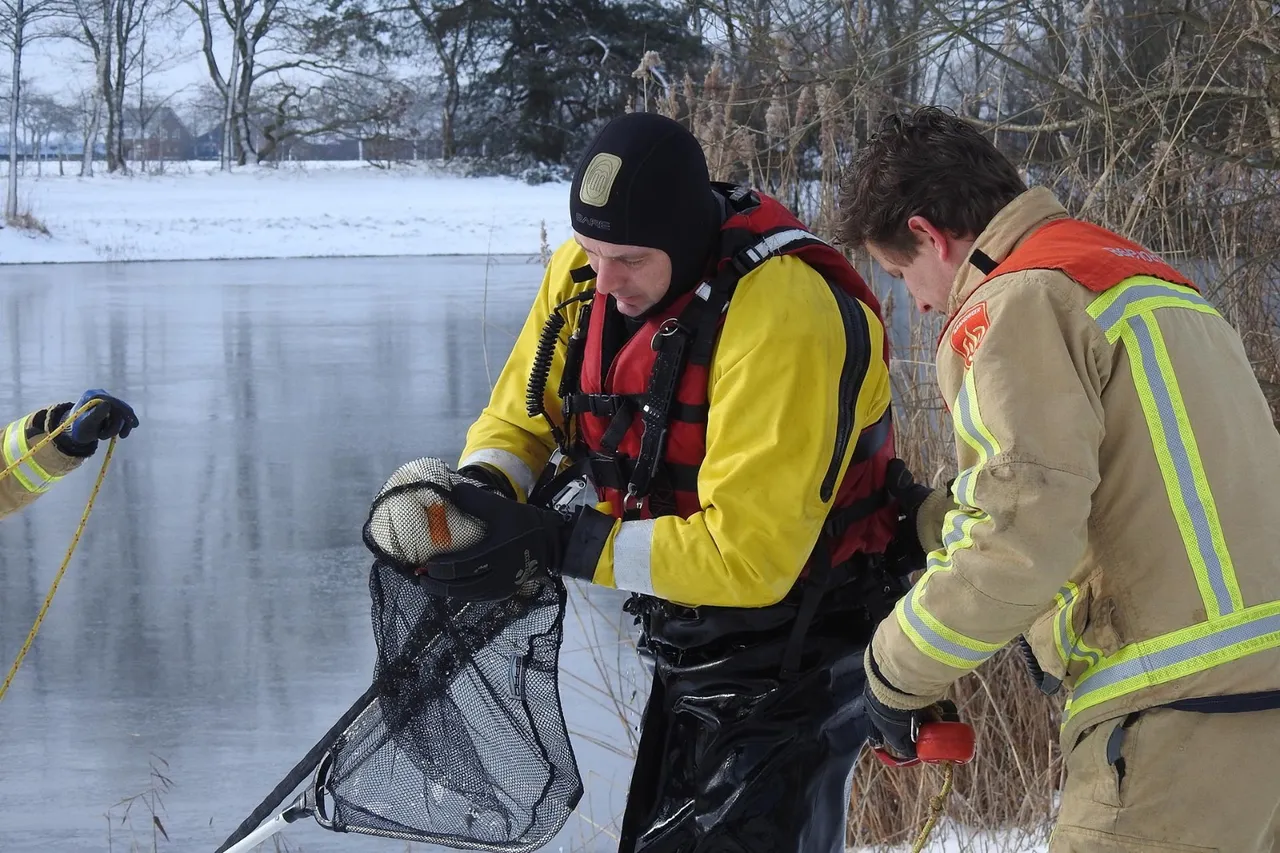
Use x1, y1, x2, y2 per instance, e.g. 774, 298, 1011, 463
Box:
214, 464, 583, 853
312, 562, 582, 850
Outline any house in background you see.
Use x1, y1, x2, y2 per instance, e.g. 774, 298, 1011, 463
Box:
122, 106, 197, 161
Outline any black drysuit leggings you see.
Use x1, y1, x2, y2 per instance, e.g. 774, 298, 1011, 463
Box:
615, 592, 880, 853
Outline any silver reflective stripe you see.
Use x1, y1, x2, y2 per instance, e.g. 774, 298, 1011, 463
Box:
1073, 610, 1280, 704
954, 377, 997, 464
742, 229, 824, 264
1128, 315, 1236, 616
1093, 282, 1212, 337
612, 519, 656, 596
900, 582, 992, 665
1055, 584, 1100, 667
3, 421, 52, 494
457, 449, 537, 498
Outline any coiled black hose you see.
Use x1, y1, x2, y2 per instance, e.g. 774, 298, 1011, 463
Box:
525, 291, 594, 453
526, 311, 566, 422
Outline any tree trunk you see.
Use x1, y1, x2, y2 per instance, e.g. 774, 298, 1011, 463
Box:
137, 29, 146, 172
442, 66, 458, 160
221, 29, 238, 169
82, 92, 100, 176
7, 2, 25, 221
111, 24, 128, 173
233, 39, 254, 165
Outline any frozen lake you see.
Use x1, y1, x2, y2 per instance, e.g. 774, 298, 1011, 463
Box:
0, 255, 648, 852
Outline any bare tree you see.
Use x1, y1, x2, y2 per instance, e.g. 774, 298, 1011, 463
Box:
21, 90, 73, 175
183, 0, 347, 166
127, 7, 188, 171
0, 0, 61, 220
402, 0, 495, 160
252, 73, 411, 162
73, 85, 102, 174
64, 0, 152, 173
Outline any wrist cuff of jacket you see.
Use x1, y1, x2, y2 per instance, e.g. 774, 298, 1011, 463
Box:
864, 643, 939, 712
456, 462, 517, 501
915, 488, 952, 553
42, 403, 98, 459
560, 506, 613, 581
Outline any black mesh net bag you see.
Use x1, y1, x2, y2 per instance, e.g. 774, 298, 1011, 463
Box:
213, 462, 583, 853
311, 560, 583, 850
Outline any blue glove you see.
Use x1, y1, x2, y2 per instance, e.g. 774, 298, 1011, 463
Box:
52, 389, 140, 457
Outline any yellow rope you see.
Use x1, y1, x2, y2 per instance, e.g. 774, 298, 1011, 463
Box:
0, 400, 116, 704
909, 761, 955, 853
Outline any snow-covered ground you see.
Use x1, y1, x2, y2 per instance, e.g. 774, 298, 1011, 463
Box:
0, 159, 575, 264
858, 826, 1050, 852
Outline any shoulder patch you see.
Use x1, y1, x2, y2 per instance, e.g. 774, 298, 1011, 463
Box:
949, 301, 991, 369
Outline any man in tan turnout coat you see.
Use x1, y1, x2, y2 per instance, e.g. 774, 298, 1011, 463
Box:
838, 106, 1280, 851
1, 390, 139, 520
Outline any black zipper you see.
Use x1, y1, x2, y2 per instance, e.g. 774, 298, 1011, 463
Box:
822, 283, 871, 501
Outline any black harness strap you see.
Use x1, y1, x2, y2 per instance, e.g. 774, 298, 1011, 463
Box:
627, 314, 697, 508
779, 544, 837, 681
558, 297, 594, 404
563, 393, 709, 423
589, 454, 700, 493
1162, 691, 1280, 713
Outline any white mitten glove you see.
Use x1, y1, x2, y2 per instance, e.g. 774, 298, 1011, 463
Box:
367, 457, 489, 568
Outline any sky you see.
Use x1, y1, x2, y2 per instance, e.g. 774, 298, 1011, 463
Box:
22, 13, 262, 107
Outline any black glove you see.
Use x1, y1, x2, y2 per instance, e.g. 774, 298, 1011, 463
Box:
864, 683, 962, 761
415, 482, 572, 601
50, 389, 140, 457
456, 463, 517, 500
883, 457, 936, 576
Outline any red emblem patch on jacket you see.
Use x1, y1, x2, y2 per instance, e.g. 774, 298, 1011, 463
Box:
949, 302, 991, 369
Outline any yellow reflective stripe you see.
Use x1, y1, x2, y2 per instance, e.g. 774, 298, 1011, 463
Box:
895, 367, 1007, 670
1087, 275, 1219, 344
1118, 314, 1242, 618
1053, 583, 1101, 669
895, 571, 1005, 671
2, 419, 59, 494
953, 370, 999, 476
1066, 600, 1280, 721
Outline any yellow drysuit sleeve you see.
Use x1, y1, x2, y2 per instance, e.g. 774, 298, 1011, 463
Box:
867, 273, 1108, 709
458, 239, 592, 500
1, 407, 86, 520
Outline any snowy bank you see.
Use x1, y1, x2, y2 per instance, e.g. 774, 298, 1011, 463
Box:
0, 160, 575, 264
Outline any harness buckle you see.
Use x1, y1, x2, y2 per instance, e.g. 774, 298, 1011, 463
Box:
623, 485, 645, 514
728, 248, 757, 278
651, 318, 688, 350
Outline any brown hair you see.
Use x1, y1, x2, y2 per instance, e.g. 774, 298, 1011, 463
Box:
837, 106, 1027, 259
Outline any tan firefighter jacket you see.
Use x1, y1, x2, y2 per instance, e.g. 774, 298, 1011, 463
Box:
867, 187, 1280, 748
1, 406, 86, 520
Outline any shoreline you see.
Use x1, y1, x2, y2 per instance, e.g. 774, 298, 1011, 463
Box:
0, 160, 573, 265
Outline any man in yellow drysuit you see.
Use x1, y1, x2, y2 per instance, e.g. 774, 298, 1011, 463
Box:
365, 111, 918, 852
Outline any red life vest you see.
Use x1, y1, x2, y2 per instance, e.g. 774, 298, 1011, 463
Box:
979, 218, 1196, 292
943, 218, 1197, 352
561, 186, 898, 569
